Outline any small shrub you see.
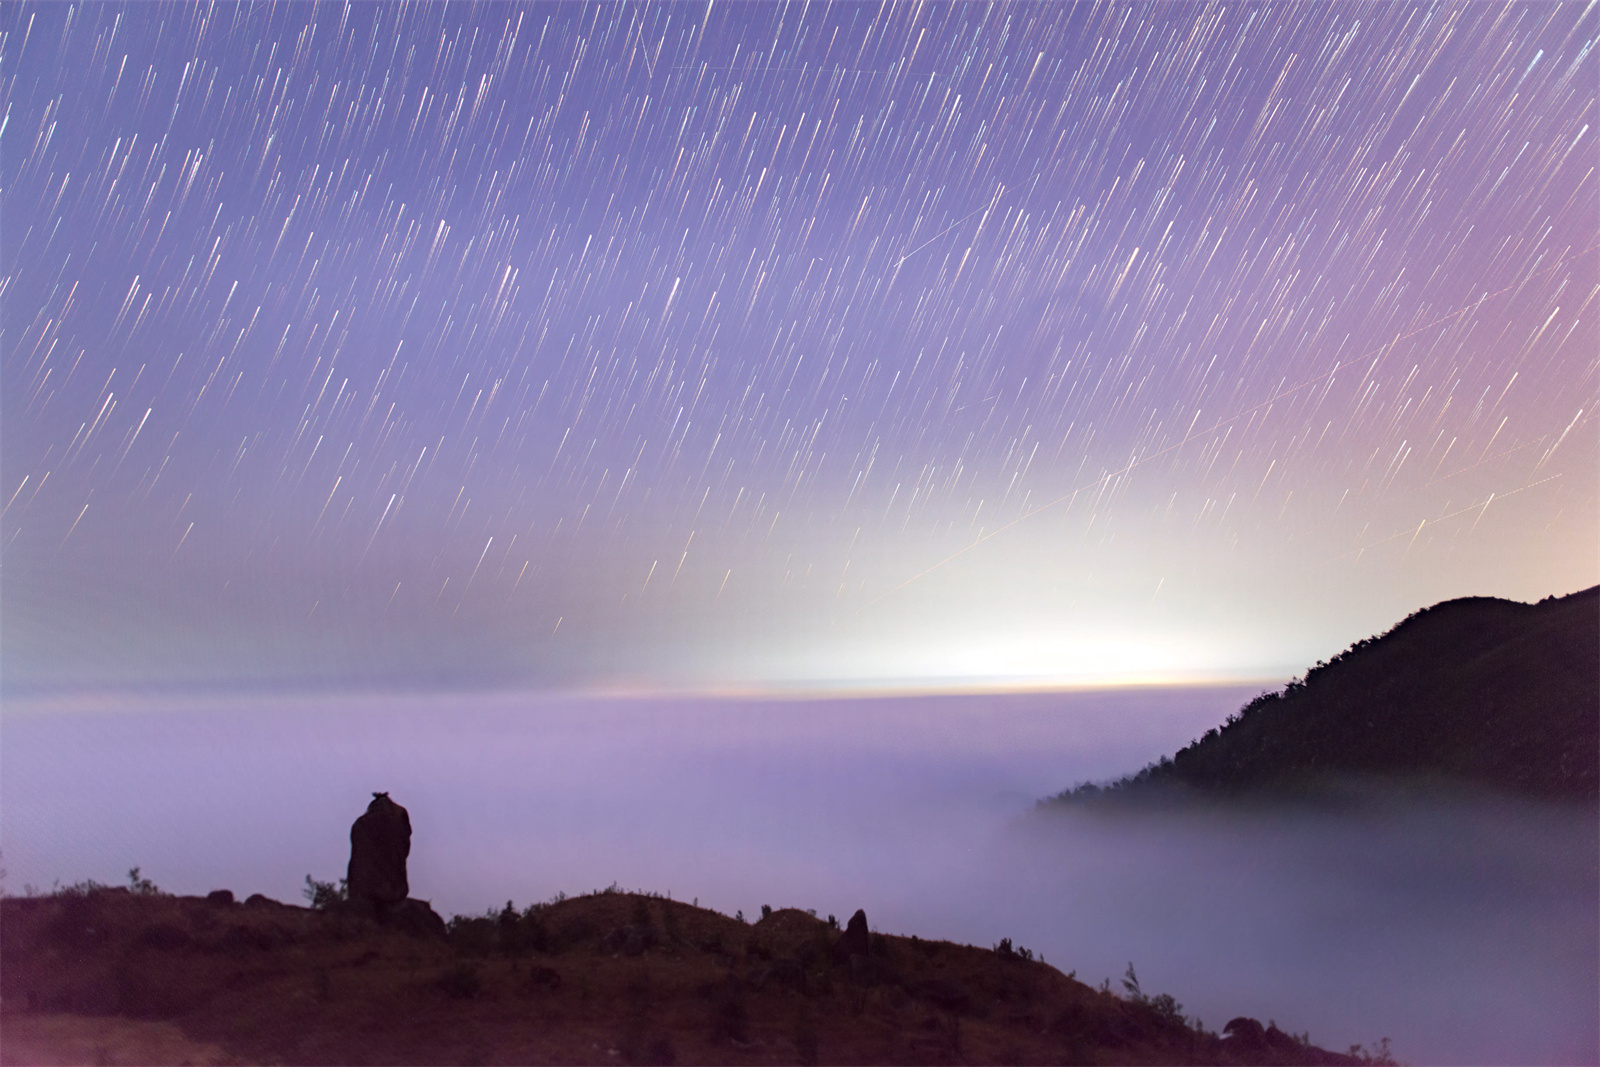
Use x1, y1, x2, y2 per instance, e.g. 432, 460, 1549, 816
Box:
127, 868, 161, 896
1121, 962, 1143, 999
760, 904, 773, 920
302, 875, 347, 910
1147, 992, 1184, 1022
1123, 963, 1184, 1024
507, 913, 551, 954
446, 914, 498, 956
1349, 1037, 1397, 1065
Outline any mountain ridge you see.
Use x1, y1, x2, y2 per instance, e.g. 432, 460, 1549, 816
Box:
0, 883, 1384, 1065
1052, 585, 1599, 805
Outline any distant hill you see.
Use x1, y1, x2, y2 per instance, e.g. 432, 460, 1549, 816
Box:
0, 884, 1380, 1065
1053, 586, 1599, 805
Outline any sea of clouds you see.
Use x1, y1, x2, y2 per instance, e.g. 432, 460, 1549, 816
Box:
4, 686, 1594, 1064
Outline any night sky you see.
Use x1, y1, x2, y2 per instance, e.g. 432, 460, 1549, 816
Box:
4, 1, 1595, 695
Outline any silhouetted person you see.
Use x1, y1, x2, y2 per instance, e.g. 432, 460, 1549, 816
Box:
347, 791, 411, 914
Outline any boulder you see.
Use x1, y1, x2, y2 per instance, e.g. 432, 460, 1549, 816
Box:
831, 908, 871, 962
347, 792, 411, 912
384, 898, 447, 939
1223, 1017, 1268, 1052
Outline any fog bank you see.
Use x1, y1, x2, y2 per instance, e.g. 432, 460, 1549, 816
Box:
3, 688, 1594, 1063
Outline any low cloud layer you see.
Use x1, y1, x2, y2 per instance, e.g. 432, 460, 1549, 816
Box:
4, 688, 1594, 1063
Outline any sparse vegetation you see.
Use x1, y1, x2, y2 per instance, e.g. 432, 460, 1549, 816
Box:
1348, 1037, 1398, 1065
0, 883, 1372, 1065
993, 937, 1035, 961
125, 868, 161, 896
301, 874, 347, 910
1122, 962, 1184, 1024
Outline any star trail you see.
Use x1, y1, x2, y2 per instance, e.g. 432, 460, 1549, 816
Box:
3, 1, 1595, 693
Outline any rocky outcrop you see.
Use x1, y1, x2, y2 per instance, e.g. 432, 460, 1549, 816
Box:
347, 792, 411, 913
385, 898, 447, 939
832, 908, 871, 962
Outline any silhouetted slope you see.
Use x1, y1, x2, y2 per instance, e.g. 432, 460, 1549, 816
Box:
1057, 586, 1598, 804
0, 886, 1373, 1065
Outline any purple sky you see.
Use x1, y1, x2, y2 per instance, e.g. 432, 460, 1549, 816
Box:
4, 2, 1595, 695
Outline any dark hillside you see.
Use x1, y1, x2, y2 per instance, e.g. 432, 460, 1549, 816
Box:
0, 885, 1374, 1065
1055, 586, 1598, 804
